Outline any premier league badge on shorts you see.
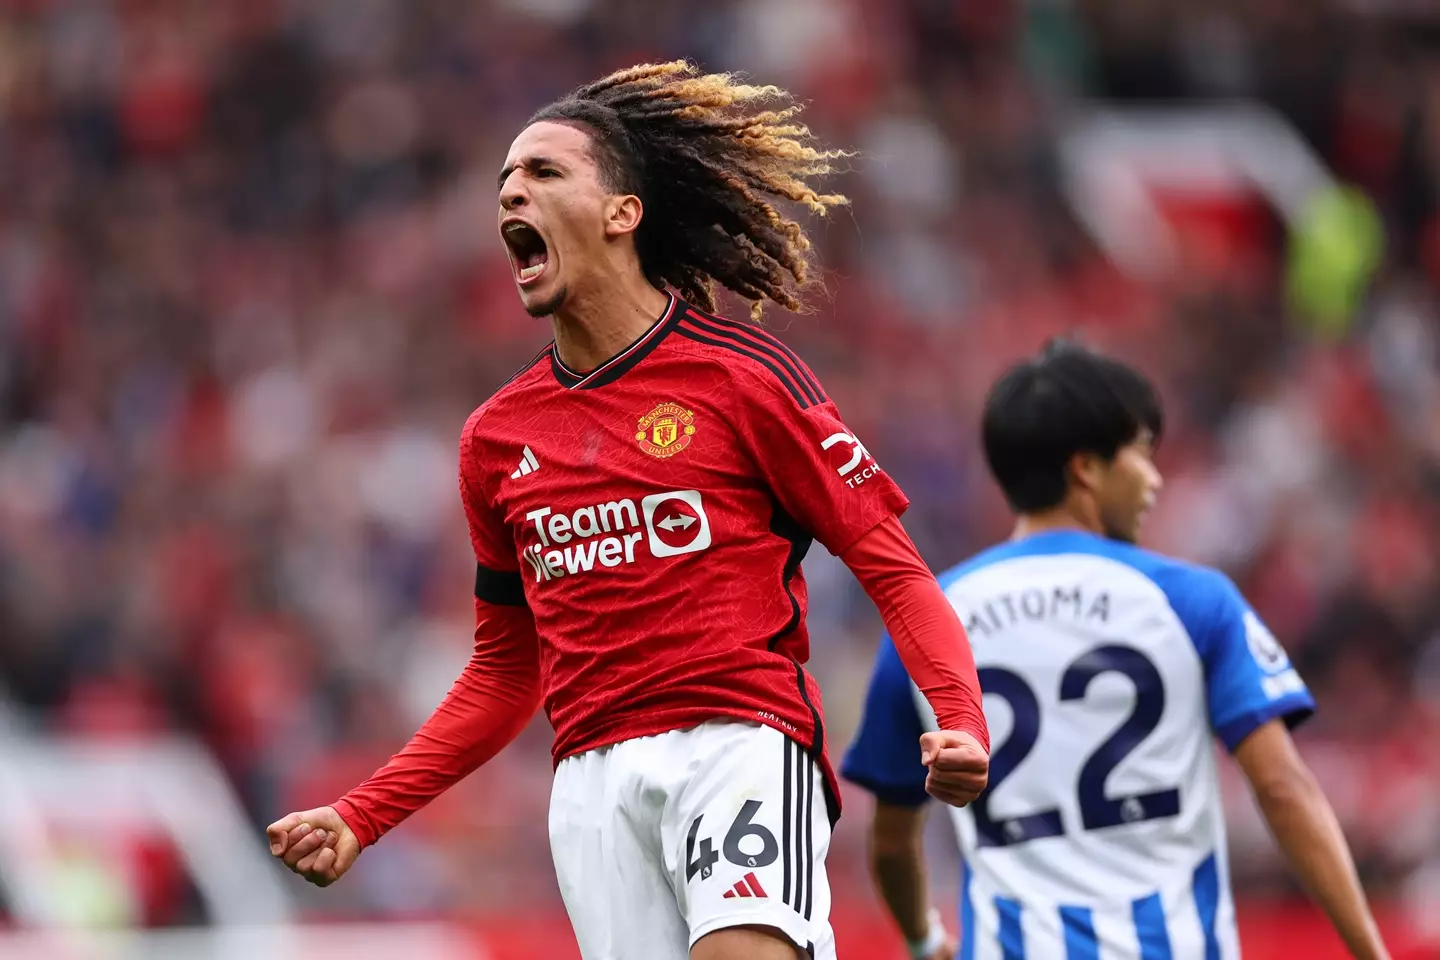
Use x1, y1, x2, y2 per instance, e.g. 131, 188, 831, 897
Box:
636, 402, 697, 458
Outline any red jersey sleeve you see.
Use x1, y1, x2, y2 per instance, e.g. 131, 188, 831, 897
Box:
329, 413, 541, 847
459, 408, 525, 602
731, 356, 909, 555
843, 517, 989, 751
332, 600, 541, 847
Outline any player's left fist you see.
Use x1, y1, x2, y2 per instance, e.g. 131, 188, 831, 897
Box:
919, 730, 989, 807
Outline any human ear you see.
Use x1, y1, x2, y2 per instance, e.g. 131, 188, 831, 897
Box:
1067, 451, 1107, 494
604, 194, 644, 238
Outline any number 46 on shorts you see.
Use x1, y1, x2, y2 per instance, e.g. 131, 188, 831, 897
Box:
685, 800, 779, 880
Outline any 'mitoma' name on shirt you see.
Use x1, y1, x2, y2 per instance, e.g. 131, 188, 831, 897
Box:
959, 584, 1112, 639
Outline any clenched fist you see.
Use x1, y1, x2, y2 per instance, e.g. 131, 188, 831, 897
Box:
266, 805, 361, 887
920, 730, 989, 807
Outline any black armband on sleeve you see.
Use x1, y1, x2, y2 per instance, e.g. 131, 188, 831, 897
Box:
474, 564, 527, 607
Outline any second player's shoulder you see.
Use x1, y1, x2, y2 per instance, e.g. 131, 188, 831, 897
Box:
1109, 543, 1242, 608
1091, 541, 1253, 653
936, 533, 1243, 625
669, 303, 829, 412
1067, 537, 1244, 613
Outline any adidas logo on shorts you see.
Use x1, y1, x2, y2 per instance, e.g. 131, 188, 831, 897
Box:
721, 872, 768, 899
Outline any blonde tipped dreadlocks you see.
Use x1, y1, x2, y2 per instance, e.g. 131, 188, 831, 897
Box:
530, 60, 850, 320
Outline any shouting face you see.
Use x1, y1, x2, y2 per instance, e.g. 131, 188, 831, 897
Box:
498, 121, 634, 318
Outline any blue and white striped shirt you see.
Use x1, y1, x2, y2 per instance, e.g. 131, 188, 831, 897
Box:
842, 530, 1315, 959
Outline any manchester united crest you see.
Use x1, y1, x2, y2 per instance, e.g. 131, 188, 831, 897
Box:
636, 402, 697, 458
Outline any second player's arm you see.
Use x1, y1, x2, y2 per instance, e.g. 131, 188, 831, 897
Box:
1234, 719, 1390, 960
869, 801, 954, 960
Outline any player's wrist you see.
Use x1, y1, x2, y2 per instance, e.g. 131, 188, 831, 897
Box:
329, 799, 371, 849
907, 907, 946, 959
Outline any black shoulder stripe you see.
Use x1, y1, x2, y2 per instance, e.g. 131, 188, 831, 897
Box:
686, 310, 826, 404
676, 320, 812, 409
501, 344, 555, 389
684, 311, 822, 407
474, 564, 527, 607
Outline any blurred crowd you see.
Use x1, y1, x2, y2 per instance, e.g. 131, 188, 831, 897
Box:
1, 0, 1438, 931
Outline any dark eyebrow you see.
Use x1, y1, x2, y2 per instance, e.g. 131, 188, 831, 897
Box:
497, 156, 559, 191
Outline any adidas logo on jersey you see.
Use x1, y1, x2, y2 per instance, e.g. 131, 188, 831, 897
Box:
510, 446, 540, 479
721, 872, 768, 899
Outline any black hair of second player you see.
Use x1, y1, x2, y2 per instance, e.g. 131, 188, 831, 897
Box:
981, 338, 1164, 513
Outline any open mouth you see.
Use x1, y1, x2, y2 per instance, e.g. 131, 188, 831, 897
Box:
502, 220, 549, 285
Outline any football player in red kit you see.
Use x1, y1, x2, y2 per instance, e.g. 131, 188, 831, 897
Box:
268, 61, 989, 960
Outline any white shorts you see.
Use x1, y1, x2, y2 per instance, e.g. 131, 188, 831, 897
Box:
549, 720, 836, 960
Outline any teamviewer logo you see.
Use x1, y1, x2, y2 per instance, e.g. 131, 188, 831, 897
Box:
641, 490, 712, 558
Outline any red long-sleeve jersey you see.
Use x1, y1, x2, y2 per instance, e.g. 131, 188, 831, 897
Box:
334, 295, 986, 847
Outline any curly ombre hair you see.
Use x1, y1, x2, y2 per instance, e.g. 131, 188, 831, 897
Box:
529, 60, 850, 320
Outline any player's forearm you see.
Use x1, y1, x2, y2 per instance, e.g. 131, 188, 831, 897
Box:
334, 602, 542, 848
844, 518, 989, 750
873, 851, 930, 942
1255, 769, 1388, 960
882, 572, 988, 750
869, 807, 932, 942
